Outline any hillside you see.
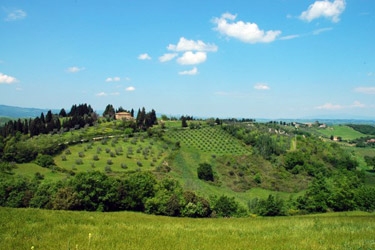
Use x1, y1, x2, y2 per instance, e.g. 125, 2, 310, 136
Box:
1, 111, 375, 217
0, 104, 59, 118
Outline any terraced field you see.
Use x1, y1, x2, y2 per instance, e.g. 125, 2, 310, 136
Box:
167, 126, 251, 155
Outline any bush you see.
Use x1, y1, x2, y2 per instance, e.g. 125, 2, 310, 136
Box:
213, 195, 240, 217
121, 163, 127, 169
105, 165, 112, 173
75, 159, 83, 165
35, 154, 55, 168
197, 163, 214, 181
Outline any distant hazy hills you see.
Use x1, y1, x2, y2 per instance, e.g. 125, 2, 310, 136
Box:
0, 105, 59, 118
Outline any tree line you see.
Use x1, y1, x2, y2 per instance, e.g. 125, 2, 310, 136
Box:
0, 104, 97, 138
1, 165, 374, 217
0, 170, 250, 218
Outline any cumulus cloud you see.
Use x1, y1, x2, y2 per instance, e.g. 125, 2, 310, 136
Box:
96, 92, 120, 97
5, 9, 27, 21
159, 53, 178, 63
355, 86, 375, 94
96, 92, 107, 97
138, 53, 151, 60
254, 83, 270, 90
67, 66, 85, 73
351, 101, 366, 108
300, 0, 346, 23
105, 77, 121, 82
315, 103, 343, 110
177, 51, 207, 65
0, 73, 18, 84
167, 37, 218, 52
212, 12, 281, 43
178, 67, 198, 75
126, 86, 135, 91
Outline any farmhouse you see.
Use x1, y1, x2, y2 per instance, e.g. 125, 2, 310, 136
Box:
115, 112, 133, 120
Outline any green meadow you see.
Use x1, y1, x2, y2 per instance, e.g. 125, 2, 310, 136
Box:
1, 207, 374, 250
316, 125, 366, 141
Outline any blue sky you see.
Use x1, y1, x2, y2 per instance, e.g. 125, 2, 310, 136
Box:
1, 0, 374, 119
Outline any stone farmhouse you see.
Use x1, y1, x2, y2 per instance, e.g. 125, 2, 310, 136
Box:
115, 112, 133, 120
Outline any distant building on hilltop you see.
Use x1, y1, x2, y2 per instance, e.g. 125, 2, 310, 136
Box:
115, 112, 133, 120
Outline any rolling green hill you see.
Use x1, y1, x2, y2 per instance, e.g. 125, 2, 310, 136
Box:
2, 118, 375, 217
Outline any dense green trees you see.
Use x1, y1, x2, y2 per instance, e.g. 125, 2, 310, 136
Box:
0, 171, 218, 217
197, 163, 214, 181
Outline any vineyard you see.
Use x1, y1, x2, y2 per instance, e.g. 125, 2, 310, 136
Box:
167, 126, 251, 155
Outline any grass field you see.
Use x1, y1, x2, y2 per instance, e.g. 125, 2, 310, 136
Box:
316, 125, 366, 141
1, 207, 374, 250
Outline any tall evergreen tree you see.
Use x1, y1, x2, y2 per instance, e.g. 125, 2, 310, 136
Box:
59, 108, 67, 117
103, 104, 115, 119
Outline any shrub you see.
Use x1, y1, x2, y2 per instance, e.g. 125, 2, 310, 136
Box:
105, 165, 112, 173
35, 154, 55, 168
197, 163, 214, 181
107, 159, 113, 165
93, 155, 99, 161
75, 159, 83, 165
121, 163, 128, 169
213, 195, 240, 217
78, 152, 85, 158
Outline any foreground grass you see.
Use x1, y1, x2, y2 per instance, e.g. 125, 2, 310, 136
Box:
1, 208, 374, 250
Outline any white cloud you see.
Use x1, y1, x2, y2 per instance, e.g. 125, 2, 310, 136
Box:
96, 92, 107, 97
355, 87, 375, 94
312, 27, 333, 35
138, 53, 151, 60
159, 53, 178, 63
126, 86, 135, 91
5, 9, 27, 21
105, 77, 121, 82
178, 67, 198, 75
167, 37, 218, 52
279, 34, 300, 40
213, 12, 281, 43
177, 51, 207, 65
300, 0, 346, 23
315, 103, 343, 110
96, 92, 120, 97
254, 83, 270, 90
351, 101, 366, 108
67, 66, 85, 73
0, 73, 18, 84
